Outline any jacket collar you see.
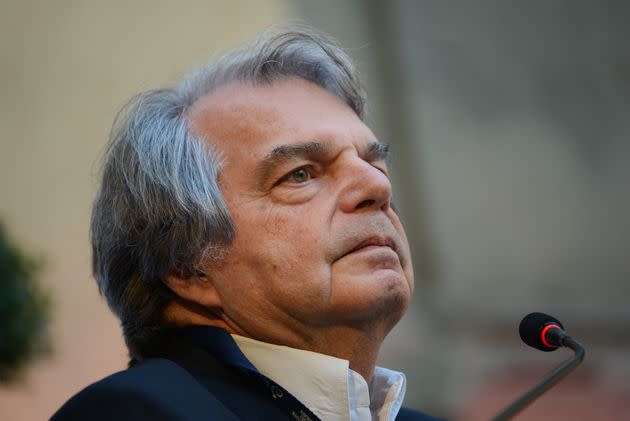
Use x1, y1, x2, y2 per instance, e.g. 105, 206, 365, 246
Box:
180, 325, 257, 372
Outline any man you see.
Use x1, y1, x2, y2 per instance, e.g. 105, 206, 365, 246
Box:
52, 26, 443, 420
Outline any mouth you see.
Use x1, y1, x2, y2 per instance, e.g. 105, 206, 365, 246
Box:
345, 236, 397, 256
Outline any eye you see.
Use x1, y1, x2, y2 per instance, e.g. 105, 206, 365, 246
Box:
284, 167, 312, 184
372, 162, 390, 178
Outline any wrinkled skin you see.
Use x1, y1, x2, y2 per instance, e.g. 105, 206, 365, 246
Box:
167, 78, 414, 379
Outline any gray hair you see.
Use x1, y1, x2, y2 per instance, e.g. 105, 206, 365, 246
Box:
91, 25, 367, 358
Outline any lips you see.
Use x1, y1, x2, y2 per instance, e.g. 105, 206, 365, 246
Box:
346, 236, 397, 256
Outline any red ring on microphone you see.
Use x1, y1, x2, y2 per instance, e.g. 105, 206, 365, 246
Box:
541, 324, 561, 349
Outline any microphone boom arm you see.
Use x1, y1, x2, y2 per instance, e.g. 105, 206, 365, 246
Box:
491, 336, 585, 421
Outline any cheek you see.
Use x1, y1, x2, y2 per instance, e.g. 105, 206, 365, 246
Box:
231, 204, 326, 275
263, 205, 323, 249
390, 213, 414, 291
264, 208, 334, 292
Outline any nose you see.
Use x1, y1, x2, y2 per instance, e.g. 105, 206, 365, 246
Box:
338, 159, 392, 213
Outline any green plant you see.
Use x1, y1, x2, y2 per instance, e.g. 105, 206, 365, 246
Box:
0, 224, 52, 383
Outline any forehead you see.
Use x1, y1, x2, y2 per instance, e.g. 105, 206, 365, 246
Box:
186, 78, 374, 162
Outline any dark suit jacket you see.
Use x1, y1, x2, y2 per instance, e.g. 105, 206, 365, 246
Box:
52, 326, 444, 420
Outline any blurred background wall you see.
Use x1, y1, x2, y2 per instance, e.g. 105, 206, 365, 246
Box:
1, 1, 629, 420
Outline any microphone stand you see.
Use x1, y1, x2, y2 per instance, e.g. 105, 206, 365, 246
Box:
491, 337, 585, 421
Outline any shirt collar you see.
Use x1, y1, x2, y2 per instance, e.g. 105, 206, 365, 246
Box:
231, 334, 406, 421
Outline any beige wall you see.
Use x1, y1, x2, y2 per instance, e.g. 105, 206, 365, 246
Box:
0, 1, 293, 419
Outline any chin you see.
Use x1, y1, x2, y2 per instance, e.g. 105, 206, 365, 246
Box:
373, 268, 412, 322
382, 278, 411, 320
337, 270, 411, 326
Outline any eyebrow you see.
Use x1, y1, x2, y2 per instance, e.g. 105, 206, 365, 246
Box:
254, 139, 390, 188
364, 141, 390, 163
254, 141, 328, 188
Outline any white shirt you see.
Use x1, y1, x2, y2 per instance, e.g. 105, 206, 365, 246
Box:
231, 334, 406, 421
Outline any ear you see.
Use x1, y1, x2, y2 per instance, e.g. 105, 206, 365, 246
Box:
163, 270, 224, 310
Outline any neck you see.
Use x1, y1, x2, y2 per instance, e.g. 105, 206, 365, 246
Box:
164, 299, 390, 382
306, 325, 387, 382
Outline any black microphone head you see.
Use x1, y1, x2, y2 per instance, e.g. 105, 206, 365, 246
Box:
519, 312, 565, 352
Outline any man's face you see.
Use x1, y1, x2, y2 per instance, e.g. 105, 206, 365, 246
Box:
187, 78, 413, 347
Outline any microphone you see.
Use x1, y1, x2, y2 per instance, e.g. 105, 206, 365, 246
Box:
491, 312, 586, 421
519, 312, 566, 351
